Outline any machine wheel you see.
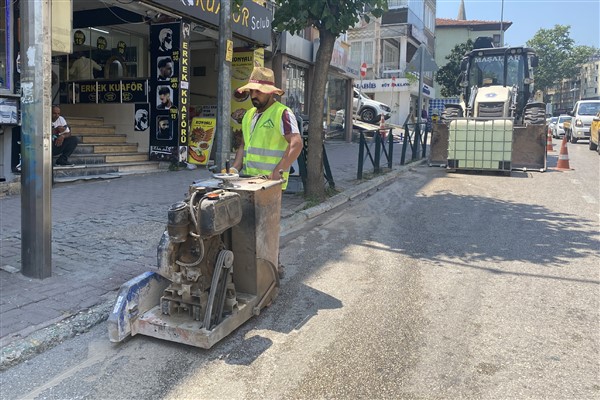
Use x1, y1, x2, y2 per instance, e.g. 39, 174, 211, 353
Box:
523, 105, 546, 125
570, 135, 578, 144
589, 139, 598, 151
360, 107, 378, 124
441, 105, 463, 123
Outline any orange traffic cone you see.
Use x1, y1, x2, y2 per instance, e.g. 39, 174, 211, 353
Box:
556, 135, 572, 170
379, 114, 387, 140
546, 127, 554, 151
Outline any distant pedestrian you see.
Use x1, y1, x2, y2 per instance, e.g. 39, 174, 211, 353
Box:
52, 105, 78, 166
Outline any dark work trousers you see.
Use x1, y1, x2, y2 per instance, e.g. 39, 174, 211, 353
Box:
52, 136, 78, 163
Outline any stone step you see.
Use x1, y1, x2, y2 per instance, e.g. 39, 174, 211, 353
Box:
65, 152, 147, 165
65, 116, 104, 126
105, 153, 149, 163
52, 161, 167, 181
68, 125, 116, 135
75, 143, 139, 154
2, 161, 170, 195
78, 134, 127, 144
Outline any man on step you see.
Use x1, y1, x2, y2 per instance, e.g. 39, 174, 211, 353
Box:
52, 105, 78, 166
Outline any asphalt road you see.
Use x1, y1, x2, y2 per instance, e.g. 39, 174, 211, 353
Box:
1, 139, 598, 400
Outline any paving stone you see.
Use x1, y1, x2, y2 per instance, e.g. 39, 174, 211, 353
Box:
0, 141, 408, 341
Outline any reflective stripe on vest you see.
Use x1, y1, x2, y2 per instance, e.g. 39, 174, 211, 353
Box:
241, 102, 291, 190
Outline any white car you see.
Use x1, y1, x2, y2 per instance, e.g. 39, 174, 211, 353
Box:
568, 100, 600, 143
552, 115, 571, 138
353, 88, 391, 124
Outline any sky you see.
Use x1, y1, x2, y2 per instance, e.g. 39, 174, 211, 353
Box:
435, 0, 600, 49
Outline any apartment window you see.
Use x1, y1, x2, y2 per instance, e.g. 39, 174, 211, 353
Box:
424, 3, 435, 32
383, 42, 398, 70
350, 41, 361, 65
388, 0, 408, 8
364, 41, 373, 64
350, 41, 373, 65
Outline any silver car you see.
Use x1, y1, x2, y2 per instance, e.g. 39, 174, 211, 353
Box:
552, 115, 571, 138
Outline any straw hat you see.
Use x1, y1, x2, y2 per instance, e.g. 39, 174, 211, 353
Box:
236, 67, 284, 96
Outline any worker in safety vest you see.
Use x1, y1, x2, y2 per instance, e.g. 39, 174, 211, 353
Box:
232, 67, 302, 191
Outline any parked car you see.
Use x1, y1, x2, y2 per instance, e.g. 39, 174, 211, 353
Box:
567, 100, 600, 143
552, 115, 571, 138
547, 116, 558, 137
353, 88, 391, 124
589, 110, 600, 154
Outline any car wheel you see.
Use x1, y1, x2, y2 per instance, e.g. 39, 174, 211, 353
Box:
590, 139, 598, 151
570, 135, 578, 144
360, 108, 377, 124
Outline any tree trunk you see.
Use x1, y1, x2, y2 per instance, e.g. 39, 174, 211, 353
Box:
306, 29, 335, 200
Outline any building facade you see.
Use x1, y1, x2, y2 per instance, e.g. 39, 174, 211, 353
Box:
347, 0, 437, 126
550, 55, 600, 115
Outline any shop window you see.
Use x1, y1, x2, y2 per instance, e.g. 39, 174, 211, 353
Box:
324, 75, 348, 139
61, 27, 146, 81
285, 64, 307, 116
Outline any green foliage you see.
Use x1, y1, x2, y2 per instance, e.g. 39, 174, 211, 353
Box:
526, 25, 598, 93
271, 0, 387, 199
435, 40, 473, 98
272, 0, 387, 37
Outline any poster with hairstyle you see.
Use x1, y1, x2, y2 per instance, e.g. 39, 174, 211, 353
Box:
149, 21, 181, 160
134, 104, 149, 131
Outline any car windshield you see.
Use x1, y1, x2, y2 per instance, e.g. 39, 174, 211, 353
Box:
578, 102, 600, 116
558, 116, 571, 123
468, 53, 525, 89
550, 117, 558, 124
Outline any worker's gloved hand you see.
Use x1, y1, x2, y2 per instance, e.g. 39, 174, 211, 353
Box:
220, 167, 239, 174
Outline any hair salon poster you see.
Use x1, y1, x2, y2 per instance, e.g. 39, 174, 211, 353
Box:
149, 21, 188, 162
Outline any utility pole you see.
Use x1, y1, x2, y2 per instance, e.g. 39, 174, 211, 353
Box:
20, 0, 53, 278
214, 0, 232, 171
500, 0, 505, 46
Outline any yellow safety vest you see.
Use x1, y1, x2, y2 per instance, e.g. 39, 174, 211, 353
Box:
241, 102, 291, 190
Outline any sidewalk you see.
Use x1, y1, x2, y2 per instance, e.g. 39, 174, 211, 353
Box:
0, 136, 421, 368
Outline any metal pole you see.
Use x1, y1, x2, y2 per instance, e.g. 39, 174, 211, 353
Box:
416, 44, 424, 155
214, 0, 232, 171
21, 0, 53, 278
500, 0, 505, 46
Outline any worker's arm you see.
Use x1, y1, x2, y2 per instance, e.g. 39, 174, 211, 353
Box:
232, 137, 245, 172
269, 132, 302, 180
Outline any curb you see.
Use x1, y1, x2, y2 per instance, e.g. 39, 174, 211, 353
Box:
0, 294, 115, 371
0, 161, 420, 370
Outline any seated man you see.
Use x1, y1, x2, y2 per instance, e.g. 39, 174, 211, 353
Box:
52, 105, 78, 166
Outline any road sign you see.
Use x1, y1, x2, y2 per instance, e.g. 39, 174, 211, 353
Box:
360, 62, 367, 78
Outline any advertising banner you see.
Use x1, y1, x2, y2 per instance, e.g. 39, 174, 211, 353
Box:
230, 48, 264, 150
76, 79, 148, 103
152, 0, 272, 46
188, 117, 216, 165
149, 21, 181, 161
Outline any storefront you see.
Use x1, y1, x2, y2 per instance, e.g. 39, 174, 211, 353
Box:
316, 37, 354, 141
61, 1, 272, 165
0, 0, 273, 181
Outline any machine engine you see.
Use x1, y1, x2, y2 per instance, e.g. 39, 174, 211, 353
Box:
108, 175, 282, 348
157, 187, 242, 329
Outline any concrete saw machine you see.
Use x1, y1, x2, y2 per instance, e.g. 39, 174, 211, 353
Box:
108, 174, 282, 348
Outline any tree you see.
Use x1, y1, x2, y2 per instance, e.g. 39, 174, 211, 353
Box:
272, 0, 387, 200
435, 40, 473, 98
526, 25, 597, 96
